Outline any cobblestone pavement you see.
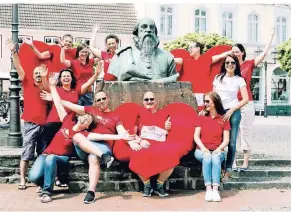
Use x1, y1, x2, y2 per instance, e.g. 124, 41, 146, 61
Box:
0, 184, 291, 211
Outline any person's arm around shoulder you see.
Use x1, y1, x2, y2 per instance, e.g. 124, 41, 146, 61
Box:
6, 38, 25, 81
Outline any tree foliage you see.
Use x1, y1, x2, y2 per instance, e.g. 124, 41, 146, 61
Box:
277, 38, 291, 77
163, 32, 234, 53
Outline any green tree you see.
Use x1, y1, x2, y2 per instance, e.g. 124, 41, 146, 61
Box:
163, 32, 233, 53
277, 38, 291, 77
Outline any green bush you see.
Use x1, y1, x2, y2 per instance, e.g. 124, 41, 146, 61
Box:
163, 32, 233, 53
277, 38, 291, 77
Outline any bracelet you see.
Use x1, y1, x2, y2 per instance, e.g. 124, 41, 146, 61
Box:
30, 45, 34, 49
11, 50, 17, 55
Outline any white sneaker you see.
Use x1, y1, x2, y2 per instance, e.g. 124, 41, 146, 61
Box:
205, 190, 213, 202
212, 189, 221, 202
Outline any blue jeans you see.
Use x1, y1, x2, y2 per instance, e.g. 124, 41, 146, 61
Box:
195, 149, 226, 186
225, 109, 241, 172
29, 154, 69, 195
78, 92, 93, 106
74, 141, 112, 161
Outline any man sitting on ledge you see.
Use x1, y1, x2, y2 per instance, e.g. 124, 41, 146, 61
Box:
108, 17, 179, 82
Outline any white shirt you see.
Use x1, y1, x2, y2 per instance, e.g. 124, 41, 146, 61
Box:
213, 75, 246, 109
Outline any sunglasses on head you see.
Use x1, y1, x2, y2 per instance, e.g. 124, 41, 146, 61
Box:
225, 61, 236, 65
144, 98, 155, 102
203, 100, 210, 104
96, 97, 107, 102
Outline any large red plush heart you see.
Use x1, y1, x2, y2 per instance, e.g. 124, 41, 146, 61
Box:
113, 102, 197, 179
171, 45, 232, 94
18, 41, 52, 80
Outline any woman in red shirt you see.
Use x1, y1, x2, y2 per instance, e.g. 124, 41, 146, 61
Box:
38, 63, 102, 155
60, 42, 99, 106
29, 75, 132, 203
231, 27, 275, 171
194, 91, 230, 202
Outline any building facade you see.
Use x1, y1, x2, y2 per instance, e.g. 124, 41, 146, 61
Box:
135, 3, 291, 114
0, 3, 137, 91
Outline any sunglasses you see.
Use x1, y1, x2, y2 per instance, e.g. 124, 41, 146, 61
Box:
203, 100, 210, 104
144, 98, 155, 102
225, 61, 236, 65
96, 97, 107, 102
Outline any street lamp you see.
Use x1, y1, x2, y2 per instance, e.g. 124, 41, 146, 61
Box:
254, 47, 278, 118
8, 4, 22, 146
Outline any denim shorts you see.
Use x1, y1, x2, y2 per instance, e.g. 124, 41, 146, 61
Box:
74, 141, 112, 161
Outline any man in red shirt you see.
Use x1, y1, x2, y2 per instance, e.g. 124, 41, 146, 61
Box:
61, 90, 133, 203
6, 38, 49, 190
173, 43, 232, 108
89, 24, 119, 81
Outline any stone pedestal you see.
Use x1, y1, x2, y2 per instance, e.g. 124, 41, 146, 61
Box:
94, 81, 198, 112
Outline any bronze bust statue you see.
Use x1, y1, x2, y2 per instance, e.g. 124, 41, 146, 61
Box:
108, 17, 179, 82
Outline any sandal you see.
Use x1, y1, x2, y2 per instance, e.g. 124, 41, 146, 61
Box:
41, 194, 52, 203
18, 184, 26, 190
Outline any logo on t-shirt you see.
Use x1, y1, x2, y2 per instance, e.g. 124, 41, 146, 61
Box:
60, 128, 70, 140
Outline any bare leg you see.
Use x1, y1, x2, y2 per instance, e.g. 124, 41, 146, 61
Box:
88, 155, 101, 192
241, 150, 251, 168
20, 160, 29, 186
157, 168, 174, 182
74, 140, 103, 157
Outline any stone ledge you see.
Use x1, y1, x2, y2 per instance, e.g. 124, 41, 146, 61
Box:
96, 81, 198, 111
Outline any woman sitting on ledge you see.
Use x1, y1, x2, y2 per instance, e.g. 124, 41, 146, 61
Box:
194, 91, 230, 202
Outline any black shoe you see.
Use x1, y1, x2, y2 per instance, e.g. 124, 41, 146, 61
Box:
101, 154, 114, 169
154, 186, 169, 197
142, 187, 153, 197
84, 191, 96, 204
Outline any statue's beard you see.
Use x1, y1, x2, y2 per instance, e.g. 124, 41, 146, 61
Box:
137, 34, 157, 68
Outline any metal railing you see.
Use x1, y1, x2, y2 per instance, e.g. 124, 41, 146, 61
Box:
0, 78, 23, 128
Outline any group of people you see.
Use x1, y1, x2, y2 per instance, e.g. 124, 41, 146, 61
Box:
4, 16, 276, 204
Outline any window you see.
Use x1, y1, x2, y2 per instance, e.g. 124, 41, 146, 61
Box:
75, 37, 90, 46
250, 67, 263, 104
194, 9, 207, 33
44, 36, 60, 44
248, 14, 258, 43
160, 5, 173, 36
276, 16, 287, 44
18, 35, 33, 47
271, 68, 290, 104
222, 12, 233, 39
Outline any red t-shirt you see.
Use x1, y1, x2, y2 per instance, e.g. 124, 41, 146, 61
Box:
49, 46, 76, 73
21, 76, 48, 125
70, 58, 94, 87
46, 86, 81, 123
43, 112, 89, 156
101, 51, 116, 81
84, 106, 122, 147
195, 115, 231, 150
182, 54, 213, 93
238, 59, 255, 101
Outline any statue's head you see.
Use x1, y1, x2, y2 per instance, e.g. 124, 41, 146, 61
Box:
133, 17, 159, 50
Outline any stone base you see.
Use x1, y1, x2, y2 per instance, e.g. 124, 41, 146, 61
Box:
94, 81, 198, 111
